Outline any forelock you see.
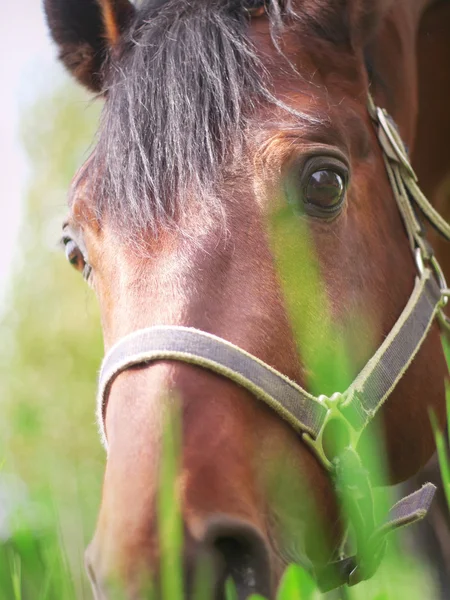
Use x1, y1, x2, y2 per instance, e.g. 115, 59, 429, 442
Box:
90, 0, 333, 246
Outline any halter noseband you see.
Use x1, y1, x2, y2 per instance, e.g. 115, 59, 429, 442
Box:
97, 99, 450, 591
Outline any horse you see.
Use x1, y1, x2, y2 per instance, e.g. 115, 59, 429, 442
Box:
43, 0, 450, 598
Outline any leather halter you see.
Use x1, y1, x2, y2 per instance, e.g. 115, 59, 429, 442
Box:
97, 100, 449, 591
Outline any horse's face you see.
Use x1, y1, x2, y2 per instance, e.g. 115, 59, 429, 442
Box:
45, 0, 445, 597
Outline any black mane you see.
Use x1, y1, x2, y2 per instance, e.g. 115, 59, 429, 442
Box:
92, 1, 322, 242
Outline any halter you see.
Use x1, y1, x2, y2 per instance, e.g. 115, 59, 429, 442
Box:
97, 99, 450, 591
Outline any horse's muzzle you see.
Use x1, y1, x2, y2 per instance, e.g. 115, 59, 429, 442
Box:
85, 515, 272, 600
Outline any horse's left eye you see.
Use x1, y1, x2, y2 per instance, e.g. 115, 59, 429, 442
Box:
305, 170, 345, 210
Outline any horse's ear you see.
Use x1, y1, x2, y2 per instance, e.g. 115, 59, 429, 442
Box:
43, 0, 135, 92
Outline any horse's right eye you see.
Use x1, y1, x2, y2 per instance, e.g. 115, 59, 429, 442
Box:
64, 238, 85, 269
61, 227, 93, 282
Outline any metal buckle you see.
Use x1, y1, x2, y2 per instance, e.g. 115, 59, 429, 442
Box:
302, 393, 362, 471
376, 108, 417, 181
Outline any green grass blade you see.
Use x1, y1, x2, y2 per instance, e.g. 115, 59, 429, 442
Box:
447, 379, 450, 449
9, 551, 22, 600
225, 577, 238, 600
158, 404, 184, 600
192, 558, 214, 600
430, 407, 450, 511
276, 564, 315, 600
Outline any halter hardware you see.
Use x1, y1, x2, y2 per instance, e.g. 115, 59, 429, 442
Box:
96, 97, 449, 592
302, 392, 361, 470
374, 105, 417, 180
416, 248, 449, 306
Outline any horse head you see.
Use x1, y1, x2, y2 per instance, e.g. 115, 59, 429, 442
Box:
44, 0, 448, 597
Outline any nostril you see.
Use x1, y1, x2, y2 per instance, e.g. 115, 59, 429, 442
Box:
204, 517, 272, 600
215, 536, 261, 594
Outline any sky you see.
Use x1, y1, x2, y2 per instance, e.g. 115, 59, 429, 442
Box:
0, 3, 66, 305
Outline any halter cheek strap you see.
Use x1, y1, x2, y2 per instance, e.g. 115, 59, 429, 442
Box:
96, 101, 449, 591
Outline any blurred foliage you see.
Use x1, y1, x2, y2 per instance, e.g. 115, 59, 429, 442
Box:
0, 84, 103, 598
432, 345, 450, 512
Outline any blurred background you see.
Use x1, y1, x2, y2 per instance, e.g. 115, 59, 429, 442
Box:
0, 3, 104, 597
0, 2, 448, 600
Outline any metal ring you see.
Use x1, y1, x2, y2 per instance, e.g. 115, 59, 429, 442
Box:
430, 256, 449, 306
415, 247, 425, 276
415, 248, 449, 307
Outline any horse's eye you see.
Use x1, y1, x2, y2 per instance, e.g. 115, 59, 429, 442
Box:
64, 238, 84, 269
305, 170, 345, 210
63, 237, 92, 281
284, 156, 349, 218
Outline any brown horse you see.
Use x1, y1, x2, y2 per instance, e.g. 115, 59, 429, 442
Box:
43, 0, 449, 598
